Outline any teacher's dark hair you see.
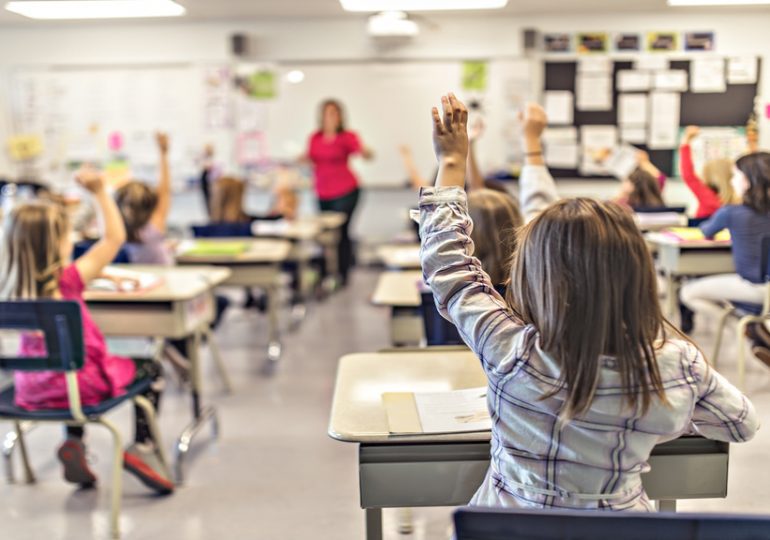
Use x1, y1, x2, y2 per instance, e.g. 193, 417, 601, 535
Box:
319, 99, 346, 133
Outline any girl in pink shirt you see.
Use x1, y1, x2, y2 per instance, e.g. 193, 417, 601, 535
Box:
0, 169, 173, 494
306, 99, 373, 286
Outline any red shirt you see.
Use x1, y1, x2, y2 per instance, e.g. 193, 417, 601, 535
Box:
679, 144, 722, 219
308, 130, 362, 201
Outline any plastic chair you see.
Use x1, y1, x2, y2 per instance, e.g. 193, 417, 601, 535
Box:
0, 300, 169, 539
454, 507, 770, 540
73, 240, 131, 263
191, 222, 252, 238
712, 234, 770, 389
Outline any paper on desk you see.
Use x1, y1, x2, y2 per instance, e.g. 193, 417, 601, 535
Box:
621, 126, 647, 144
544, 91, 574, 125
576, 73, 612, 111
690, 57, 726, 93
543, 127, 579, 168
653, 70, 688, 92
648, 92, 680, 149
88, 266, 163, 293
580, 125, 617, 175
617, 70, 651, 92
727, 56, 758, 84
618, 94, 649, 126
252, 219, 290, 236
414, 387, 491, 434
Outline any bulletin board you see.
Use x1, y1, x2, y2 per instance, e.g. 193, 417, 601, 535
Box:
543, 58, 761, 178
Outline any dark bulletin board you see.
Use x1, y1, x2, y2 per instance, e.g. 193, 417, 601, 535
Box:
543, 58, 760, 178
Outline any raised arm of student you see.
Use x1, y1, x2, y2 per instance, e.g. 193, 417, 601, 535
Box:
680, 126, 721, 216
74, 168, 127, 283
636, 149, 667, 190
465, 119, 485, 192
399, 145, 429, 189
149, 132, 172, 234
686, 342, 759, 442
518, 103, 558, 221
420, 94, 525, 375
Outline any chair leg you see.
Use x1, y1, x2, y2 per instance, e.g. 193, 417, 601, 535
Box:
204, 328, 232, 394
96, 418, 124, 540
132, 395, 171, 480
711, 308, 735, 368
15, 421, 35, 484
737, 317, 751, 391
3, 427, 17, 484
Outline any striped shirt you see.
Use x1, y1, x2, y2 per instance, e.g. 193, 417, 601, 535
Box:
418, 179, 758, 511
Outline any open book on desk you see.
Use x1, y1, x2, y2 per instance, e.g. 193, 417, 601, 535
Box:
382, 386, 491, 435
87, 266, 163, 294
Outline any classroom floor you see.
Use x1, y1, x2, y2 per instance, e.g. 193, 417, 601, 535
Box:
2, 268, 770, 540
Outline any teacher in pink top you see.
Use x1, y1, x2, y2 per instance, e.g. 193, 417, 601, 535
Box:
307, 99, 373, 286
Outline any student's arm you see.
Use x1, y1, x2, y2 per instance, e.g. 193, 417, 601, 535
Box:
74, 168, 127, 283
518, 103, 558, 222
687, 344, 759, 442
399, 145, 429, 189
465, 120, 485, 192
699, 206, 730, 238
680, 128, 722, 215
636, 150, 666, 190
421, 94, 526, 374
149, 132, 171, 234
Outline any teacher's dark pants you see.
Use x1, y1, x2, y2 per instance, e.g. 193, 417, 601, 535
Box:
319, 188, 360, 286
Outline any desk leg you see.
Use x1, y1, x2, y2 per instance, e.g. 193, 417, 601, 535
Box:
658, 499, 677, 512
204, 327, 232, 394
289, 256, 309, 333
174, 330, 220, 484
365, 508, 383, 540
265, 283, 282, 366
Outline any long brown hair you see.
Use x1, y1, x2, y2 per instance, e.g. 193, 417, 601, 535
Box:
627, 168, 664, 209
506, 198, 668, 419
115, 181, 158, 243
467, 189, 523, 285
211, 176, 250, 223
318, 99, 346, 134
736, 152, 770, 213
0, 201, 69, 299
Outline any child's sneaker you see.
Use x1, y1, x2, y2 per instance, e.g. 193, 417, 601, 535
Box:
123, 443, 174, 495
57, 437, 97, 488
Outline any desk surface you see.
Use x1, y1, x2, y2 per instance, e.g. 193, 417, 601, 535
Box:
329, 349, 487, 443
377, 244, 421, 270
645, 232, 732, 249
84, 264, 231, 303
252, 219, 321, 241
371, 271, 423, 307
176, 238, 292, 264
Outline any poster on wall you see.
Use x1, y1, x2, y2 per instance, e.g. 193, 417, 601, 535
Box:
646, 32, 678, 52
577, 33, 608, 54
684, 32, 715, 52
614, 33, 641, 52
544, 33, 572, 53
461, 61, 488, 91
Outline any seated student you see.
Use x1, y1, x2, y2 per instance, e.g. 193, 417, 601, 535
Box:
420, 188, 523, 345
681, 152, 770, 366
679, 126, 735, 219
420, 94, 756, 511
0, 168, 173, 493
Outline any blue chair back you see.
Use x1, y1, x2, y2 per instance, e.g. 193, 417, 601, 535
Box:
454, 507, 770, 540
191, 222, 253, 238
635, 205, 687, 214
73, 240, 130, 264
0, 300, 83, 372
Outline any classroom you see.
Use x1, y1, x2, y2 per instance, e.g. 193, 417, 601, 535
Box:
0, 0, 769, 538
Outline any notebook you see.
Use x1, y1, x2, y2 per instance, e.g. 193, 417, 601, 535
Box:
179, 240, 249, 257
663, 227, 731, 243
87, 266, 162, 294
382, 386, 491, 435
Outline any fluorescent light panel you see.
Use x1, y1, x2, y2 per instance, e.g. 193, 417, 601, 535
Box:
341, 0, 507, 12
668, 0, 770, 5
5, 0, 186, 19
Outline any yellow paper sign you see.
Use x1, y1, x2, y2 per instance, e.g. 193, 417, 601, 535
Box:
6, 134, 43, 161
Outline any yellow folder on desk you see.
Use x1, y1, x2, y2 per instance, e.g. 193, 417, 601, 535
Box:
665, 227, 731, 242
382, 393, 423, 434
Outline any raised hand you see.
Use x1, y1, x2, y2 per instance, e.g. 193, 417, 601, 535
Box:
683, 126, 700, 145
156, 132, 170, 154
75, 166, 106, 194
519, 102, 547, 141
469, 118, 485, 143
432, 93, 469, 188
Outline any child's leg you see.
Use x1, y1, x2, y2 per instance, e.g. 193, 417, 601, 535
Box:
680, 274, 764, 321
122, 358, 174, 494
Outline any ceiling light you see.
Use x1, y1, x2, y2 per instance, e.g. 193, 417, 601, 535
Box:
367, 11, 419, 37
5, 0, 186, 19
668, 0, 770, 5
286, 70, 305, 84
341, 0, 507, 12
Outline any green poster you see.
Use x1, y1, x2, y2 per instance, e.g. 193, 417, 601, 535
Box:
462, 61, 488, 92
249, 70, 277, 99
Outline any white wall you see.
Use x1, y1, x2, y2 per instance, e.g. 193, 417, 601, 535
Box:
0, 10, 768, 180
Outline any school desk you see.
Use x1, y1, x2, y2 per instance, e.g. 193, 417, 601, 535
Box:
328, 349, 731, 540
316, 211, 347, 281
371, 271, 423, 346
85, 264, 231, 484
645, 233, 734, 318
377, 244, 421, 270
175, 238, 292, 365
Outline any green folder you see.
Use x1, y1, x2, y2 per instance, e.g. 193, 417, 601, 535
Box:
182, 241, 249, 257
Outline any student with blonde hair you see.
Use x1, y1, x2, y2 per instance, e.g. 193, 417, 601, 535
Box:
0, 168, 173, 493
419, 94, 756, 511
679, 126, 735, 219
